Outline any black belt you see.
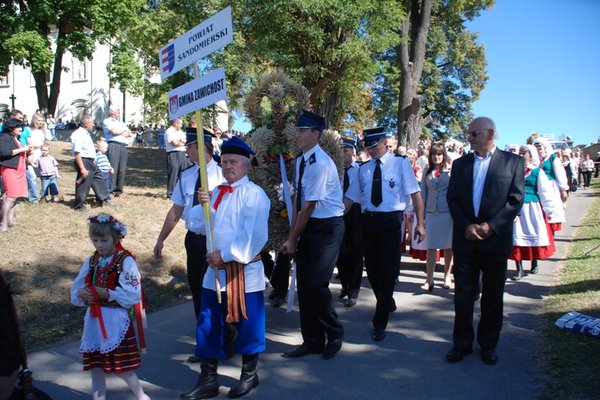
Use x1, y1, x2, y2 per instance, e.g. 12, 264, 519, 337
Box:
82, 157, 95, 160
363, 210, 403, 217
108, 141, 127, 146
188, 230, 206, 237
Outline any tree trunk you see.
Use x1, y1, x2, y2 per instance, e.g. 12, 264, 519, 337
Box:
47, 24, 67, 116
395, 0, 433, 148
33, 71, 49, 112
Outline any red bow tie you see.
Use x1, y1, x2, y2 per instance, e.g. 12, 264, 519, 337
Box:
213, 185, 234, 210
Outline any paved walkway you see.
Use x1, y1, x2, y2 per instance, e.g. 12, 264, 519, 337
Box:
28, 190, 595, 399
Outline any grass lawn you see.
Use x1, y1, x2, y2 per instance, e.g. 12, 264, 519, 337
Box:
539, 179, 600, 400
0, 138, 191, 349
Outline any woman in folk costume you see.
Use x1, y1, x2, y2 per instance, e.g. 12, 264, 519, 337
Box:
70, 213, 149, 400
509, 145, 563, 281
532, 137, 567, 235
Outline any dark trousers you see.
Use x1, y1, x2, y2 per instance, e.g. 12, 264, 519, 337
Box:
337, 203, 363, 298
362, 211, 403, 330
582, 170, 592, 188
296, 217, 345, 348
167, 151, 190, 197
185, 231, 209, 318
452, 252, 507, 351
263, 252, 291, 298
107, 141, 128, 194
74, 158, 108, 209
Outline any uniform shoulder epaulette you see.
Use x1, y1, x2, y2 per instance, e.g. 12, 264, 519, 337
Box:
395, 154, 407, 158
358, 160, 369, 166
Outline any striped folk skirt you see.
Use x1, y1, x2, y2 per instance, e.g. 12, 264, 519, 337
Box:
82, 324, 141, 374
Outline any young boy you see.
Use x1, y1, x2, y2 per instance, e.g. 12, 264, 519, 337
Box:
95, 140, 114, 199
33, 143, 60, 202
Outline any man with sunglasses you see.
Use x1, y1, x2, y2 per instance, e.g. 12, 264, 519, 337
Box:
445, 117, 524, 365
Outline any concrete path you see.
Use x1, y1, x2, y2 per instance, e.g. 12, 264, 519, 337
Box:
27, 190, 595, 399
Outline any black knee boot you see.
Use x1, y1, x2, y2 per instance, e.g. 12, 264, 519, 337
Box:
511, 260, 524, 281
181, 359, 219, 400
228, 354, 259, 398
530, 259, 539, 274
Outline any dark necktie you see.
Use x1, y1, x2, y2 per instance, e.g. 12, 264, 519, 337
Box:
371, 159, 382, 207
343, 167, 350, 193
192, 173, 202, 206
297, 157, 306, 212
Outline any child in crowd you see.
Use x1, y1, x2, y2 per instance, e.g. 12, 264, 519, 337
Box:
95, 140, 113, 200
33, 143, 60, 202
70, 213, 150, 400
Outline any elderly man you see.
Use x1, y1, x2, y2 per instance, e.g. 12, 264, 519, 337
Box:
344, 127, 425, 342
181, 137, 269, 400
71, 114, 110, 210
102, 105, 132, 197
281, 110, 345, 360
445, 116, 524, 365
164, 118, 190, 197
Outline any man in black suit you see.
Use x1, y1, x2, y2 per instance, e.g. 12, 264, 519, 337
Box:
446, 116, 524, 365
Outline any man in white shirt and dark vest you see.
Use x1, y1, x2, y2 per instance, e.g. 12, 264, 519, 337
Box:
344, 127, 425, 342
281, 110, 345, 360
182, 137, 269, 400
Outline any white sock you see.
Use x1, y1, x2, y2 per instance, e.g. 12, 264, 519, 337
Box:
119, 371, 151, 400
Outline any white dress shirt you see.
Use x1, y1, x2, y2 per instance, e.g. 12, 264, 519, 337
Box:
172, 159, 224, 232
295, 144, 344, 218
472, 147, 495, 217
345, 151, 420, 212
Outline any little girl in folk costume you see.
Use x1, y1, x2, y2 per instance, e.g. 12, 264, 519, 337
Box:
70, 213, 150, 400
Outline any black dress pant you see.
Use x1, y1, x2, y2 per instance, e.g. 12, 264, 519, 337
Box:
337, 203, 363, 298
185, 231, 208, 318
167, 151, 190, 197
107, 141, 128, 194
362, 211, 403, 330
296, 217, 345, 349
452, 252, 508, 351
74, 158, 108, 209
263, 252, 291, 298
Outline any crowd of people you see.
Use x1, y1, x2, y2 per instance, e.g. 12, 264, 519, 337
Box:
1, 106, 600, 400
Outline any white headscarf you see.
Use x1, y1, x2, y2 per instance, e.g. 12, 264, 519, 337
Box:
520, 144, 540, 169
532, 137, 554, 156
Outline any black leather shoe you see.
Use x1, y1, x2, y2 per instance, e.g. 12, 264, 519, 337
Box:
345, 297, 357, 308
481, 349, 498, 365
445, 347, 473, 363
372, 328, 386, 342
281, 344, 323, 358
322, 337, 343, 359
338, 288, 349, 299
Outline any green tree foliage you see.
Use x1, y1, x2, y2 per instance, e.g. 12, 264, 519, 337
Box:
374, 0, 493, 146
241, 0, 403, 131
0, 0, 145, 114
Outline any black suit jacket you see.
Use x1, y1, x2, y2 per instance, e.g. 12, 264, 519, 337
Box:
447, 149, 524, 256
0, 133, 21, 169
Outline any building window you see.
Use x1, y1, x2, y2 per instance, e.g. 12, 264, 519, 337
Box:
72, 58, 88, 82
0, 72, 10, 87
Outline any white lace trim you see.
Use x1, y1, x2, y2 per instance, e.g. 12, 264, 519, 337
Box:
79, 317, 131, 354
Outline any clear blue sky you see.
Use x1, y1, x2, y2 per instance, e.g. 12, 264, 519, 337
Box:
467, 0, 600, 148
234, 0, 600, 148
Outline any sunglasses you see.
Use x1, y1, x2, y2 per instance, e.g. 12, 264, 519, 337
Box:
467, 129, 488, 137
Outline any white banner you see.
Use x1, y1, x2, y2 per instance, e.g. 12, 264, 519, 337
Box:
167, 67, 226, 120
159, 7, 233, 80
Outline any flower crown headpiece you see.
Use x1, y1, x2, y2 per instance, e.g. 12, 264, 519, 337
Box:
88, 213, 127, 238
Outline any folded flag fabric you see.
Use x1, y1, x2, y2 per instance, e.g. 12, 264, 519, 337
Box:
555, 311, 600, 338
